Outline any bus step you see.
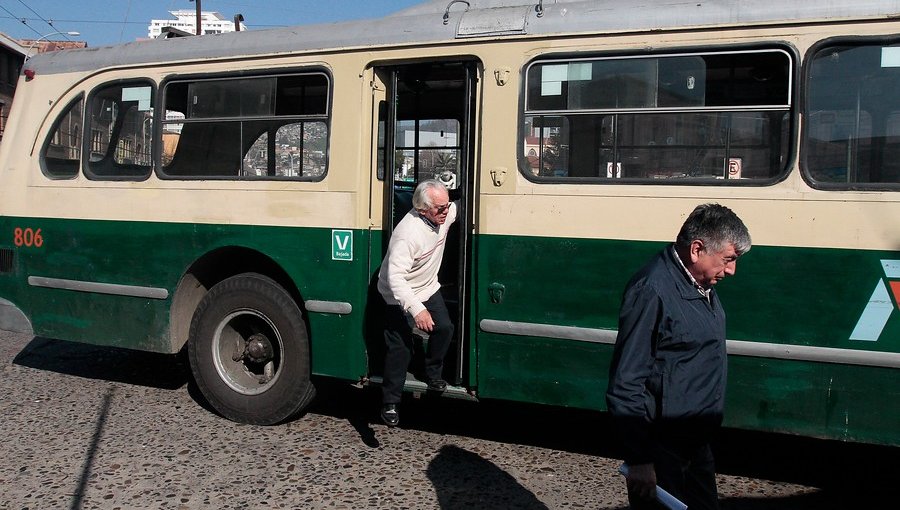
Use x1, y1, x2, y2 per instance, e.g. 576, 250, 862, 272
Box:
367, 375, 477, 402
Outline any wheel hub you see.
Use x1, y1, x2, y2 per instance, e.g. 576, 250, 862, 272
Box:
232, 332, 275, 363
246, 333, 274, 362
214, 309, 285, 394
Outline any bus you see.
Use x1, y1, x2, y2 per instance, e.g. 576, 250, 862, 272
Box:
1, 0, 898, 445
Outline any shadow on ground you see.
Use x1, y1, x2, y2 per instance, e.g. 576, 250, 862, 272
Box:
308, 379, 896, 510
10, 337, 895, 509
13, 336, 189, 390
714, 427, 894, 509
426, 444, 549, 510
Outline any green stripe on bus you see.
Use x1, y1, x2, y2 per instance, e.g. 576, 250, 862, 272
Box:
0, 216, 372, 380
474, 234, 900, 445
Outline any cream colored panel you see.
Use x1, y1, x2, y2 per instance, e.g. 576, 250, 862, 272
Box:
479, 190, 900, 251
3, 58, 373, 230
479, 54, 521, 195
473, 23, 900, 252
15, 183, 357, 228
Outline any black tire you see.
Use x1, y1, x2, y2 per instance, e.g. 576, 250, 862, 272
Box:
187, 273, 315, 425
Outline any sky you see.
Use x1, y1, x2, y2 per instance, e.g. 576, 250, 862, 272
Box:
0, 0, 426, 48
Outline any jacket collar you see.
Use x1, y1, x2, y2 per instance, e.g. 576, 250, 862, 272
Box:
665, 245, 713, 301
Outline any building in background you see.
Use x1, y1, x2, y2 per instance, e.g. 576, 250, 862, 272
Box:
0, 32, 28, 141
0, 33, 85, 142
148, 11, 246, 38
16, 39, 86, 55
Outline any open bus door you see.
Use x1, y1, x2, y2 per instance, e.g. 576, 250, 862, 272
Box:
367, 61, 478, 397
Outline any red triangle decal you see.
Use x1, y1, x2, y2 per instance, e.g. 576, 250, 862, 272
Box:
890, 281, 900, 310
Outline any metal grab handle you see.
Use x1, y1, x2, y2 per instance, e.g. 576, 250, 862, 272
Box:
443, 0, 471, 25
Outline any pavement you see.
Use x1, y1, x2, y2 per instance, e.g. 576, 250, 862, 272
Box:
0, 330, 894, 509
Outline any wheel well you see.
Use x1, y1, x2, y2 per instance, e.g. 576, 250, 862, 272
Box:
168, 246, 304, 352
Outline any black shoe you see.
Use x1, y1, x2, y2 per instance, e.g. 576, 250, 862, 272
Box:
426, 378, 447, 392
381, 404, 399, 427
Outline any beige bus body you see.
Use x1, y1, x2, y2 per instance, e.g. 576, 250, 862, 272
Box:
3, 18, 899, 252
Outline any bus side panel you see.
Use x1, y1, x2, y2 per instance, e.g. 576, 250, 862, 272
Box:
474, 233, 900, 445
474, 234, 643, 410
476, 332, 613, 410
727, 358, 900, 445
0, 215, 177, 350
723, 244, 900, 445
722, 244, 896, 349
0, 215, 370, 381
363, 228, 388, 382
287, 228, 371, 381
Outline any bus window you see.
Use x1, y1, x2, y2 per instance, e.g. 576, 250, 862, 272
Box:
85, 82, 154, 180
393, 118, 461, 188
523, 116, 569, 177
805, 42, 900, 187
41, 95, 83, 179
274, 121, 327, 177
522, 49, 792, 182
377, 64, 467, 192
161, 72, 329, 180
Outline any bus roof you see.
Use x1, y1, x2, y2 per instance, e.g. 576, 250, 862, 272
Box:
24, 0, 900, 75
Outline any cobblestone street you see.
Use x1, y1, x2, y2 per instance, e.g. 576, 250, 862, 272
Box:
0, 330, 892, 509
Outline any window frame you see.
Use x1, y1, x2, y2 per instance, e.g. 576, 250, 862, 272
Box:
801, 35, 900, 191
518, 44, 798, 186
392, 117, 463, 185
83, 79, 156, 182
40, 93, 85, 180
156, 68, 332, 181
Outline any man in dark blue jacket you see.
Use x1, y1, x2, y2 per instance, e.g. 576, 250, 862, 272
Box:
607, 203, 751, 510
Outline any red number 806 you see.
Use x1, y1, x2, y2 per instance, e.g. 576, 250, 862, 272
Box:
13, 227, 43, 248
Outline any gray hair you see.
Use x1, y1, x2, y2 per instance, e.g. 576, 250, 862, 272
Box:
412, 179, 448, 210
675, 203, 752, 255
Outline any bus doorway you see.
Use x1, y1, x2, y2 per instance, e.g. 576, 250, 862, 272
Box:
368, 61, 478, 394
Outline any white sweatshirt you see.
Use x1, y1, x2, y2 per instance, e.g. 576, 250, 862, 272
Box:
377, 202, 458, 317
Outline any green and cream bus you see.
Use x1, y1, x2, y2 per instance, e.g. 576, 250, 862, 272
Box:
1, 0, 898, 445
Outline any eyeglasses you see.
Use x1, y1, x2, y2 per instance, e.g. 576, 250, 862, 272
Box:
433, 203, 450, 214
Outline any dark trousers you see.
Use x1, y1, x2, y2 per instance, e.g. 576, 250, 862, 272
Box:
628, 438, 719, 510
382, 292, 454, 404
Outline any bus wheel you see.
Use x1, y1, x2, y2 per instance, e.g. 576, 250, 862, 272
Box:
187, 272, 315, 425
